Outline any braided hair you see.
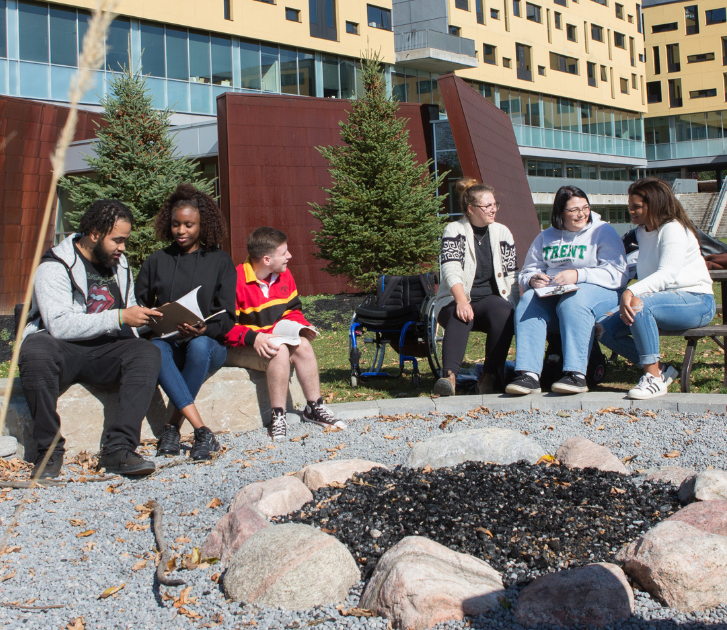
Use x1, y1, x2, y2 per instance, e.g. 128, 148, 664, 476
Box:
77, 199, 133, 237
155, 183, 228, 251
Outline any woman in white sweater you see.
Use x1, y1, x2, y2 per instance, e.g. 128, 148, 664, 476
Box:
432, 178, 519, 396
598, 178, 715, 399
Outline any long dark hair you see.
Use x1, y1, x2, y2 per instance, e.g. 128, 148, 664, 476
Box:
551, 185, 591, 230
628, 178, 697, 236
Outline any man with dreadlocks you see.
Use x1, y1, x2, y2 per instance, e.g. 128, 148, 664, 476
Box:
19, 199, 163, 479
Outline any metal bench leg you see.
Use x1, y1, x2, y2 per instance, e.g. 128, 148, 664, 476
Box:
681, 338, 698, 393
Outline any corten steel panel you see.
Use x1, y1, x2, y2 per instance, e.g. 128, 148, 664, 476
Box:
216, 92, 434, 297
0, 95, 101, 313
438, 74, 540, 268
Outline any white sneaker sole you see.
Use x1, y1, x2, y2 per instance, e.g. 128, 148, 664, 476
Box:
302, 416, 347, 429
551, 383, 588, 394
505, 384, 541, 395
628, 387, 667, 400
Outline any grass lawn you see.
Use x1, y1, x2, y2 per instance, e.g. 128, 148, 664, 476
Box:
1, 286, 725, 403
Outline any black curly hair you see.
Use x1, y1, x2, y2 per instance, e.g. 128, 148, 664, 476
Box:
155, 183, 227, 250
77, 199, 133, 238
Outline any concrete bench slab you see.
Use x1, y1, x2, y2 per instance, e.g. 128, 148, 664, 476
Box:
0, 366, 305, 461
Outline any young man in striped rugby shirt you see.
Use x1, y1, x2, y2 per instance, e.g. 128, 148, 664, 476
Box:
225, 227, 345, 440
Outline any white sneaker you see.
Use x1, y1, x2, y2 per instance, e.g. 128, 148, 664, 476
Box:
628, 373, 668, 400
661, 365, 679, 387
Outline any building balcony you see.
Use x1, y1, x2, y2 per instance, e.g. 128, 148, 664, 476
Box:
394, 30, 478, 73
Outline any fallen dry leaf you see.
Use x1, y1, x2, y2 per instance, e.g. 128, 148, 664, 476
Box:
536, 454, 555, 465
0, 546, 21, 555
622, 454, 638, 463
175, 536, 192, 544
382, 435, 397, 440
76, 530, 95, 538
69, 519, 85, 527
640, 410, 658, 418
610, 487, 627, 494
210, 572, 220, 583
125, 521, 150, 532
131, 559, 148, 572
98, 584, 125, 599
360, 424, 370, 435
336, 605, 374, 618
476, 527, 493, 538
596, 425, 605, 431
664, 450, 680, 459
598, 406, 624, 414
422, 464, 434, 474
66, 617, 85, 630
0, 569, 15, 582
179, 607, 203, 620
206, 497, 222, 509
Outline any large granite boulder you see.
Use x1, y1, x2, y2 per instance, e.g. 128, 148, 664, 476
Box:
223, 523, 359, 609
295, 459, 387, 491
679, 470, 727, 504
515, 563, 634, 628
230, 475, 313, 517
0, 367, 305, 459
637, 466, 695, 487
667, 500, 727, 536
555, 437, 629, 475
200, 503, 271, 563
360, 536, 504, 630
616, 520, 727, 612
406, 428, 545, 470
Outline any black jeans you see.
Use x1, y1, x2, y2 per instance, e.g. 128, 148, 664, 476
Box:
437, 295, 514, 376
18, 332, 161, 455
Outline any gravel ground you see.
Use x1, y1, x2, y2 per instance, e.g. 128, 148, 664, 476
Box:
0, 406, 725, 629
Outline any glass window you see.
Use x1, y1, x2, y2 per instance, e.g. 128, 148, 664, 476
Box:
513, 0, 521, 16
503, 57, 511, 68
550, 52, 578, 75
456, 0, 469, 9
653, 46, 661, 74
211, 35, 232, 85
651, 22, 678, 33
706, 8, 726, 24
50, 5, 77, 67
391, 70, 406, 101
140, 22, 165, 78
542, 95, 554, 129
189, 30, 211, 83
676, 114, 691, 141
367, 5, 391, 30
690, 113, 707, 139
418, 71, 432, 104
340, 59, 355, 98
499, 87, 510, 115
707, 111, 723, 139
224, 0, 232, 19
591, 24, 603, 42
620, 77, 628, 93
554, 0, 566, 6
510, 90, 523, 125
647, 81, 662, 103
566, 24, 576, 41
19, 1, 49, 63
322, 54, 338, 97
286, 8, 301, 21
298, 50, 316, 96
346, 21, 358, 33
166, 26, 188, 81
601, 65, 608, 81
280, 47, 298, 94
77, 9, 90, 55
240, 40, 261, 90
476, 0, 484, 23
687, 52, 715, 63
666, 43, 680, 72
261, 44, 279, 92
690, 88, 717, 98
448, 25, 461, 35
685, 4, 699, 33
483, 44, 496, 64
0, 0, 6, 58
615, 3, 624, 18
614, 32, 625, 48
106, 16, 131, 72
554, 12, 561, 28
526, 3, 541, 22
587, 62, 597, 87
491, 8, 500, 18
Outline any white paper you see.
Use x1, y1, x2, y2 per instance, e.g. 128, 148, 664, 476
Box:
534, 284, 580, 298
156, 287, 226, 339
268, 320, 319, 348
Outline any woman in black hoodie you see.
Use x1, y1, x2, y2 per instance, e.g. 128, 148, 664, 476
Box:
136, 184, 237, 460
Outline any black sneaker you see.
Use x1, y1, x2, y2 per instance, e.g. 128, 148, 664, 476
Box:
156, 423, 181, 457
551, 372, 588, 394
505, 373, 542, 395
190, 427, 220, 461
31, 450, 63, 480
269, 408, 287, 442
98, 449, 155, 477
302, 397, 347, 429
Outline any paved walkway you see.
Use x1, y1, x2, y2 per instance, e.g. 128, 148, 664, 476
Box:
330, 392, 727, 420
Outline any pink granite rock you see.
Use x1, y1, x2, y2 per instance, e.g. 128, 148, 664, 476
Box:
638, 466, 695, 487
616, 520, 727, 612
230, 475, 313, 517
515, 563, 634, 628
359, 536, 504, 630
555, 437, 629, 475
679, 470, 727, 504
295, 458, 387, 491
667, 500, 727, 536
200, 503, 270, 563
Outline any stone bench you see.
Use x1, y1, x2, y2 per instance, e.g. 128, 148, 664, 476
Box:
0, 366, 305, 461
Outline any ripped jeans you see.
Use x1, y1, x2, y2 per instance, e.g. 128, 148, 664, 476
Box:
597, 291, 715, 366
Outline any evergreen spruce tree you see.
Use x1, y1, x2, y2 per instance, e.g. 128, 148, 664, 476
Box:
310, 51, 447, 292
60, 68, 214, 272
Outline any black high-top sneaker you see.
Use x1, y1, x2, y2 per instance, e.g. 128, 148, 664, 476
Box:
302, 398, 346, 429
156, 423, 181, 457
189, 427, 220, 461
269, 408, 288, 441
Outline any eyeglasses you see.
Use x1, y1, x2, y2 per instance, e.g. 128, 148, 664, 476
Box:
565, 205, 590, 215
472, 202, 500, 212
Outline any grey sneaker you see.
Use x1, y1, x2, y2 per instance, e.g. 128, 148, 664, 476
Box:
302, 397, 346, 429
269, 408, 288, 441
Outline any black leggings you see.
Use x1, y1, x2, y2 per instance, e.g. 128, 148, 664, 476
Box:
437, 295, 514, 376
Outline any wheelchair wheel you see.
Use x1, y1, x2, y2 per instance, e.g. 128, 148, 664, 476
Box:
425, 298, 444, 379
349, 314, 387, 382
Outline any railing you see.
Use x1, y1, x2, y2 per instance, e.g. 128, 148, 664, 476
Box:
671, 178, 699, 194
706, 177, 727, 236
394, 30, 477, 57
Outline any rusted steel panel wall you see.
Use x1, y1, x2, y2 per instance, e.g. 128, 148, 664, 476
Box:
438, 74, 540, 267
216, 92, 434, 297
0, 96, 101, 314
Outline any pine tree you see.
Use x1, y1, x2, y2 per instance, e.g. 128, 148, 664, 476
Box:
59, 68, 214, 272
309, 51, 447, 292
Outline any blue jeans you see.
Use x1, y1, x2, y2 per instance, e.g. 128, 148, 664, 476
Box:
152, 336, 228, 412
598, 291, 715, 366
514, 283, 620, 376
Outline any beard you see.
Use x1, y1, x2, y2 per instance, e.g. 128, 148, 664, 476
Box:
93, 241, 118, 269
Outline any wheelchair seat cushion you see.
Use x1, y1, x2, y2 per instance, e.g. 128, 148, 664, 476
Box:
355, 304, 421, 329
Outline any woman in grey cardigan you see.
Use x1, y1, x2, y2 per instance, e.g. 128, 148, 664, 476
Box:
433, 178, 519, 396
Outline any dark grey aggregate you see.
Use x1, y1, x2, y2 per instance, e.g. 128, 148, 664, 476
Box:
0, 406, 724, 628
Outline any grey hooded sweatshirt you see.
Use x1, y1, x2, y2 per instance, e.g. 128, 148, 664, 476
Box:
22, 233, 137, 342
519, 212, 628, 294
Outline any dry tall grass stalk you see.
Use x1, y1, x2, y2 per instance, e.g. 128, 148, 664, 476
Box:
0, 0, 120, 456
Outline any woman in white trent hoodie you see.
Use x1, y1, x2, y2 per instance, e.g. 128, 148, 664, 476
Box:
506, 186, 628, 396
598, 178, 715, 400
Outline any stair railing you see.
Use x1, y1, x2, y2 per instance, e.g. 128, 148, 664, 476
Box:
706, 178, 727, 236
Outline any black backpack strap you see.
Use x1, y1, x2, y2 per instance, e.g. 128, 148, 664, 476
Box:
418, 273, 436, 297
378, 275, 402, 308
